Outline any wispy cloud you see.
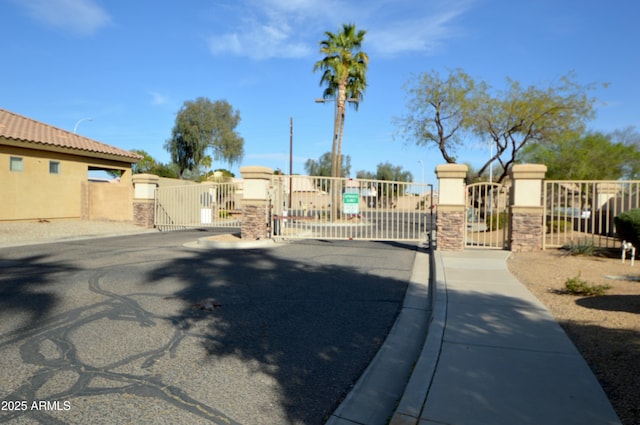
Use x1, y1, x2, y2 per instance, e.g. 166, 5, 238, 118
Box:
208, 24, 312, 60
206, 0, 475, 60
149, 91, 170, 106
206, 0, 353, 60
17, 0, 111, 36
366, 1, 475, 57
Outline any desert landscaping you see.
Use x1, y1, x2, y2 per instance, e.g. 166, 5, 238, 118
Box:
508, 249, 640, 425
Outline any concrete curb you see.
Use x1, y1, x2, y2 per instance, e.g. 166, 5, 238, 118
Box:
325, 247, 432, 425
389, 250, 446, 425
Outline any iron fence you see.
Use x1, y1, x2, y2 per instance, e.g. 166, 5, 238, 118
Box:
544, 180, 640, 249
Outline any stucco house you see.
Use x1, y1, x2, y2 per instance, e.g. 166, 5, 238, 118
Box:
0, 108, 141, 222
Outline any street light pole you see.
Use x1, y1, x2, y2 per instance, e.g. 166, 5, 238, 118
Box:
315, 98, 340, 179
418, 159, 425, 210
315, 97, 357, 177
489, 141, 494, 185
73, 117, 93, 133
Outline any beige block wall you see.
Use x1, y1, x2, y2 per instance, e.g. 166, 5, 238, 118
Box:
82, 181, 133, 221
1, 144, 133, 222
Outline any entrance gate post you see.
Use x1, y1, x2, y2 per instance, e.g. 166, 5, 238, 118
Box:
509, 164, 547, 252
436, 164, 468, 251
240, 166, 273, 240
132, 173, 159, 228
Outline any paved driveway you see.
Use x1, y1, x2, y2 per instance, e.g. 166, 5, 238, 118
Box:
0, 231, 415, 424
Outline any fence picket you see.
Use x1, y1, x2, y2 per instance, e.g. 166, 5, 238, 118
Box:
154, 182, 242, 231
270, 175, 433, 243
544, 180, 640, 249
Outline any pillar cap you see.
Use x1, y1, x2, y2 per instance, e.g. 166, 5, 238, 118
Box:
240, 166, 273, 180
510, 164, 547, 179
435, 164, 468, 179
132, 173, 160, 185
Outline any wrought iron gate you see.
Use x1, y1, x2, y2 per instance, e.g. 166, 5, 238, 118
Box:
465, 182, 510, 249
270, 175, 434, 242
154, 182, 242, 231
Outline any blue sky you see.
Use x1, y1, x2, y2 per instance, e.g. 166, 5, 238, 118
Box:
2, 0, 639, 185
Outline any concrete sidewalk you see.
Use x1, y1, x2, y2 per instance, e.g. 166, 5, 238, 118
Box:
391, 249, 621, 425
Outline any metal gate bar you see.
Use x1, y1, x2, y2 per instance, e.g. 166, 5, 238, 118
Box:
155, 182, 242, 231
465, 182, 510, 249
271, 176, 434, 242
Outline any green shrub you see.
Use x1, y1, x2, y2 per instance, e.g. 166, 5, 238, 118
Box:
218, 209, 229, 218
614, 208, 640, 247
564, 273, 611, 296
546, 219, 570, 234
562, 239, 600, 256
486, 212, 507, 230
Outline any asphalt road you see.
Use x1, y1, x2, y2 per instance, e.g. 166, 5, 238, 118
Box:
0, 230, 416, 425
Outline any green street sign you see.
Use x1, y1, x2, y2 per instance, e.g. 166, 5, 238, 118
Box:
343, 193, 360, 214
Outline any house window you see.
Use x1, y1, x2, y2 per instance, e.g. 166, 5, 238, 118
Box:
49, 161, 61, 174
10, 156, 23, 172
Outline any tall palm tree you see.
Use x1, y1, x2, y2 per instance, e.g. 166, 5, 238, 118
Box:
313, 23, 369, 179
313, 23, 368, 218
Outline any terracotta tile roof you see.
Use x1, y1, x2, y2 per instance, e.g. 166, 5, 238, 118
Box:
0, 108, 141, 162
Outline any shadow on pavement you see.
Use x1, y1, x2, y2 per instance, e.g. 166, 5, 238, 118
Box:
422, 280, 634, 425
0, 254, 79, 334
144, 240, 412, 424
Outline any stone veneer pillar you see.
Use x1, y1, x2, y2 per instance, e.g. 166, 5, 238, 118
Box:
132, 173, 159, 228
435, 164, 468, 251
240, 166, 273, 240
509, 164, 547, 252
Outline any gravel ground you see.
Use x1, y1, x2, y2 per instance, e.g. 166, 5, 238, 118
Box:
508, 249, 640, 425
0, 220, 155, 248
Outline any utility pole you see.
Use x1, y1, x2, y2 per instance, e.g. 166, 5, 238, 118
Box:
289, 117, 293, 209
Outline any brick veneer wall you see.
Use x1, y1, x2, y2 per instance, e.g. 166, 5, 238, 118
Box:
436, 209, 465, 251
510, 210, 543, 252
241, 202, 269, 240
134, 201, 155, 228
